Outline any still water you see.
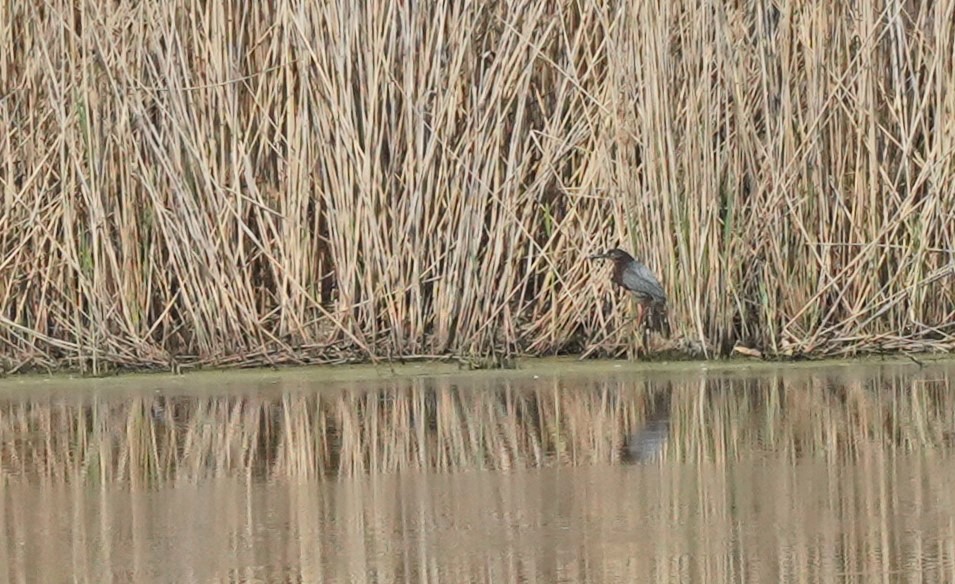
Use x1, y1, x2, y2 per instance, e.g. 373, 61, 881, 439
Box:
1, 358, 955, 583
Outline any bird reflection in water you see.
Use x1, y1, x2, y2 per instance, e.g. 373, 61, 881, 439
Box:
623, 389, 671, 463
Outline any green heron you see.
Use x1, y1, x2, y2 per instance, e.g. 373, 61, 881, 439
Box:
590, 248, 671, 338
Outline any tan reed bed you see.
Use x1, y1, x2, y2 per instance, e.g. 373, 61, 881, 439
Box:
0, 365, 952, 484
0, 0, 953, 373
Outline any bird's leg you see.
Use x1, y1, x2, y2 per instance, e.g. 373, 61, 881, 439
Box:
635, 303, 647, 356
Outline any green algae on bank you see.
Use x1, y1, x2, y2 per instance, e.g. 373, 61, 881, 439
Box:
0, 353, 953, 397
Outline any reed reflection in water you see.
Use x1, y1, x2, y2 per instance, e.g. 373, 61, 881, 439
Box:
1, 360, 955, 583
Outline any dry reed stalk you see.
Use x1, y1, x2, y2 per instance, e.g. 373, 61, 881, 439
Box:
0, 1, 953, 371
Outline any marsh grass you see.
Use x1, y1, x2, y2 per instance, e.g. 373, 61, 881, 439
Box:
1, 367, 952, 484
1, 0, 954, 371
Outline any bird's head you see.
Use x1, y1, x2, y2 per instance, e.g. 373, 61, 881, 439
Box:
588, 248, 634, 263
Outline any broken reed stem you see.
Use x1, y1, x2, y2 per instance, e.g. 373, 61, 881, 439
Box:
0, 0, 953, 371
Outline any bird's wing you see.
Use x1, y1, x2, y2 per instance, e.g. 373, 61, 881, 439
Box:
622, 261, 667, 303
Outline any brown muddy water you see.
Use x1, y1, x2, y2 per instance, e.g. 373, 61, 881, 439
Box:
2, 358, 955, 583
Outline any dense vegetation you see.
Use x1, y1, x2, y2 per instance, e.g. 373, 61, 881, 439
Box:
1, 1, 953, 372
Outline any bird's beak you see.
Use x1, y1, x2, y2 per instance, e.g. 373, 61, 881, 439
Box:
589, 252, 608, 260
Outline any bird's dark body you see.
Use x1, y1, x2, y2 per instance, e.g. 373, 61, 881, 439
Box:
591, 248, 671, 337
611, 257, 666, 305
